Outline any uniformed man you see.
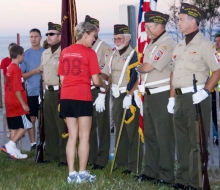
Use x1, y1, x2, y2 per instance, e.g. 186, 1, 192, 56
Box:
84, 15, 112, 170
39, 22, 67, 167
135, 11, 176, 185
211, 34, 220, 145
167, 3, 220, 189
101, 24, 142, 174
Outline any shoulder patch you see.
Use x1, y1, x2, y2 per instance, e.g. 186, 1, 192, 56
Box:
214, 52, 220, 63
154, 50, 164, 61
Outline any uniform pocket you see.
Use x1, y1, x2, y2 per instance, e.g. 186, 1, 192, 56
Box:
186, 54, 201, 71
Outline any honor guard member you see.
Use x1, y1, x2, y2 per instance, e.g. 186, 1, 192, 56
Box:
168, 3, 220, 189
84, 15, 112, 170
211, 34, 220, 145
101, 24, 142, 174
135, 11, 176, 185
39, 22, 67, 167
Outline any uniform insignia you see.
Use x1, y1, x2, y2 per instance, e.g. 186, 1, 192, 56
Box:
105, 54, 108, 61
214, 52, 220, 63
161, 46, 167, 50
172, 55, 178, 62
53, 58, 59, 65
123, 57, 127, 62
154, 50, 164, 61
101, 64, 105, 70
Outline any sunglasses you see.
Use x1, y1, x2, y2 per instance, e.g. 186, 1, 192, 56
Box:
45, 33, 60, 36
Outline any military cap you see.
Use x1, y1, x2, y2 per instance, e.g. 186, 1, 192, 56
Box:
179, 3, 205, 22
114, 24, 130, 35
48, 22, 61, 32
144, 11, 169, 25
85, 15, 99, 28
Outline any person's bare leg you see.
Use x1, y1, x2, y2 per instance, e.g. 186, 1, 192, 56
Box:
78, 116, 92, 171
66, 117, 79, 172
28, 116, 36, 143
10, 129, 17, 140
5, 119, 10, 138
11, 128, 28, 143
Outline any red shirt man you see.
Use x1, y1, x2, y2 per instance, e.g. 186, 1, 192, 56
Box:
0, 57, 12, 76
0, 43, 16, 77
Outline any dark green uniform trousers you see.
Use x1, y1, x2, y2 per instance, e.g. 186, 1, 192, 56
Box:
88, 88, 110, 167
174, 93, 211, 189
44, 90, 67, 162
113, 93, 142, 172
142, 90, 175, 183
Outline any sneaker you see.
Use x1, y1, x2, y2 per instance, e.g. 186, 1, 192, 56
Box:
214, 136, 219, 146
30, 144, 36, 151
1, 143, 19, 159
14, 148, 28, 159
67, 172, 78, 184
77, 171, 96, 183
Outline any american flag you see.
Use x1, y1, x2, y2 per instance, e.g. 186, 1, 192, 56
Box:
137, 0, 157, 143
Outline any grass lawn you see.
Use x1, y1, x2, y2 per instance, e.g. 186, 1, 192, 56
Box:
0, 151, 220, 190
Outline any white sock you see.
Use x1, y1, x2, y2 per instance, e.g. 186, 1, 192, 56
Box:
31, 142, 36, 146
79, 171, 86, 174
69, 171, 77, 176
8, 140, 15, 146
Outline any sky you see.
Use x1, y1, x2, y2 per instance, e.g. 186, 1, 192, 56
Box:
0, 0, 140, 36
0, 0, 191, 36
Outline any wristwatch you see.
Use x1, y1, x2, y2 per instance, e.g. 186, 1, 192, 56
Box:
203, 88, 210, 95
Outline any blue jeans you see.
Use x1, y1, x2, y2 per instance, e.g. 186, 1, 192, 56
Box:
212, 121, 218, 138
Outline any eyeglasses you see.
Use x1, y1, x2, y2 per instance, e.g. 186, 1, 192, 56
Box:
45, 33, 61, 36
112, 37, 125, 42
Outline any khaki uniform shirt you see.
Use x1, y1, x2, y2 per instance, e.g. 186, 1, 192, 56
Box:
92, 38, 112, 69
142, 32, 176, 88
172, 32, 220, 88
102, 45, 134, 87
39, 46, 61, 86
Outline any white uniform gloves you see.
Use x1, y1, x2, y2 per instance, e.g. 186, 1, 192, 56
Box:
93, 93, 106, 113
166, 89, 208, 113
192, 89, 208, 104
123, 94, 132, 109
167, 97, 175, 114
133, 90, 141, 108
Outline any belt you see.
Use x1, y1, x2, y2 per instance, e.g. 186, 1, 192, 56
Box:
145, 85, 170, 95
119, 87, 127, 93
46, 85, 59, 91
175, 84, 205, 95
145, 78, 170, 87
